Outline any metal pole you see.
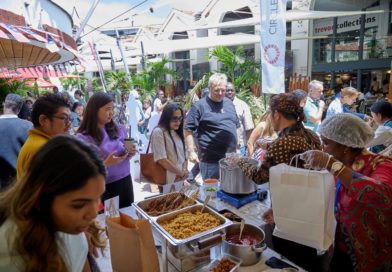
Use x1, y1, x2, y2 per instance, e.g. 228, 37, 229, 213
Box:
357, 12, 366, 92
330, 17, 337, 91
110, 49, 115, 71
93, 43, 107, 92
115, 29, 130, 75
140, 41, 146, 70
74, 0, 101, 41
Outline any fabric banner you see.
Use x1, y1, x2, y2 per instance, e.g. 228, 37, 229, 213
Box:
260, 0, 287, 94
0, 23, 30, 43
30, 27, 60, 38
0, 28, 8, 39
17, 26, 47, 43
46, 33, 59, 53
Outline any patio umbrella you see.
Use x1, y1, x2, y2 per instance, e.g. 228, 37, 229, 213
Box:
26, 78, 56, 88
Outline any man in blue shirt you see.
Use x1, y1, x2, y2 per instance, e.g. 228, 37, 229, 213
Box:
326, 87, 369, 121
0, 94, 32, 189
185, 73, 239, 180
304, 80, 325, 132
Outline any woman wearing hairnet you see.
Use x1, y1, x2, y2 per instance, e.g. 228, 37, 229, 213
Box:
300, 113, 392, 272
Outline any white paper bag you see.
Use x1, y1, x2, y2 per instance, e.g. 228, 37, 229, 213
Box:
269, 163, 336, 251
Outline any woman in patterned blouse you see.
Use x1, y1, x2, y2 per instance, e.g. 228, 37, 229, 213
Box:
301, 113, 392, 272
229, 93, 323, 271
235, 93, 321, 184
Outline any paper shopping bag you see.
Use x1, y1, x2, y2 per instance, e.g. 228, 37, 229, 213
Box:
106, 213, 159, 272
269, 163, 336, 251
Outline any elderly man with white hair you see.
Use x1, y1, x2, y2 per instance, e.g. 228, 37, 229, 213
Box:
185, 73, 239, 179
304, 80, 325, 132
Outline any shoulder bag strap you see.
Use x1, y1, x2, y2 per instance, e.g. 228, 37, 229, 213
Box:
145, 128, 155, 154
146, 128, 167, 154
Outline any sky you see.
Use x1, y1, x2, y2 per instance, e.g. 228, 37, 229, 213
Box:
53, 0, 185, 30
2, 0, 210, 39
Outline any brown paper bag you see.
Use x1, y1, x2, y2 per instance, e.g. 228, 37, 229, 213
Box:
106, 213, 160, 272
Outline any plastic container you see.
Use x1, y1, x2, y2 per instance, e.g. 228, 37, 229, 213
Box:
203, 179, 219, 198
203, 186, 219, 198
206, 253, 242, 272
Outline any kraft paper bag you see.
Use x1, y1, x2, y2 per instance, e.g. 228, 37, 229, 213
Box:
269, 163, 336, 251
106, 213, 159, 272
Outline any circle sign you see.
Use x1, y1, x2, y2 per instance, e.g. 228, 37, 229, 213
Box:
263, 44, 280, 65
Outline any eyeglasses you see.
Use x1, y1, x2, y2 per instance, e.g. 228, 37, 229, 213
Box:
226, 89, 234, 92
171, 116, 183, 122
52, 115, 72, 124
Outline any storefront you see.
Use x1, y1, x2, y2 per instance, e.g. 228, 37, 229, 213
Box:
311, 0, 392, 93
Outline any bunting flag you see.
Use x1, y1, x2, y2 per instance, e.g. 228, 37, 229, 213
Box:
30, 27, 60, 38
17, 26, 47, 42
61, 41, 84, 61
260, 0, 287, 94
0, 23, 30, 43
0, 27, 8, 39
46, 33, 59, 53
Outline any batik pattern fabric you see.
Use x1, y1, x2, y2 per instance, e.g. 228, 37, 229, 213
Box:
335, 150, 392, 272
237, 122, 321, 184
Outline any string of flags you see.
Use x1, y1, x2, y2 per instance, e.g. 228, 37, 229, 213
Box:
0, 23, 84, 64
0, 63, 78, 78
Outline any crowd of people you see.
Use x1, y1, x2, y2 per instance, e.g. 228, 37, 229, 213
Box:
0, 72, 391, 271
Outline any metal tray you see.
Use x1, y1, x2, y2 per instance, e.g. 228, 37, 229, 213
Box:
205, 253, 242, 272
154, 204, 232, 246
133, 192, 198, 220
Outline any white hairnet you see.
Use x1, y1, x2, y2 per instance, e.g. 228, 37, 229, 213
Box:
319, 113, 374, 148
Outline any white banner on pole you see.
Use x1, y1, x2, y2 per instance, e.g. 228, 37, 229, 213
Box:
260, 0, 287, 94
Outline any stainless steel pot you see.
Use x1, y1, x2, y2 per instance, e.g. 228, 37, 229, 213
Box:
222, 223, 267, 266
219, 158, 258, 194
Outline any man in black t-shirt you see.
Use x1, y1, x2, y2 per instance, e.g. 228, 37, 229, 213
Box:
184, 73, 239, 179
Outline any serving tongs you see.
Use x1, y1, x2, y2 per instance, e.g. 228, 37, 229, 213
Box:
201, 195, 211, 213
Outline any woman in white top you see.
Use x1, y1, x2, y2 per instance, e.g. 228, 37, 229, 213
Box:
0, 135, 105, 272
151, 103, 188, 185
153, 90, 169, 113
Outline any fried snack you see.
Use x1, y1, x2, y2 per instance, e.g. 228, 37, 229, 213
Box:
160, 211, 221, 239
210, 258, 236, 272
144, 193, 194, 216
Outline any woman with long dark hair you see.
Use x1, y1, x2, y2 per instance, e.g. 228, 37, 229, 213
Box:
150, 103, 188, 186
77, 92, 136, 208
0, 135, 105, 271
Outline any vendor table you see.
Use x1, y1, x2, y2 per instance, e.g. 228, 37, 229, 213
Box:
114, 183, 305, 272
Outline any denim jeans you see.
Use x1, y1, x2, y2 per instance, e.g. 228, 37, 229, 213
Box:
199, 162, 220, 180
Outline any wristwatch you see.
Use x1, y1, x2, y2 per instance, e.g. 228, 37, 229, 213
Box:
330, 161, 344, 175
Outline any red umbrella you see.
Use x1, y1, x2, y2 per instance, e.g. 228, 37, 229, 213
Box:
26, 78, 56, 88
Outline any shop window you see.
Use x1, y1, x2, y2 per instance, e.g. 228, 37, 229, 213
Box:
334, 30, 359, 62
313, 38, 332, 64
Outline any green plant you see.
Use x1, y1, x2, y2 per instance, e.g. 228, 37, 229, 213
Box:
0, 79, 29, 108
91, 77, 104, 92
104, 70, 131, 94
184, 74, 210, 112
130, 58, 176, 98
59, 72, 88, 94
209, 46, 262, 119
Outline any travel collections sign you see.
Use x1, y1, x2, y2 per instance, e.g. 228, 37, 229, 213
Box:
313, 14, 379, 36
260, 0, 287, 94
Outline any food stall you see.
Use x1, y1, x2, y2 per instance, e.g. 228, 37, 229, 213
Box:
98, 157, 305, 271
121, 185, 303, 272
124, 158, 304, 272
